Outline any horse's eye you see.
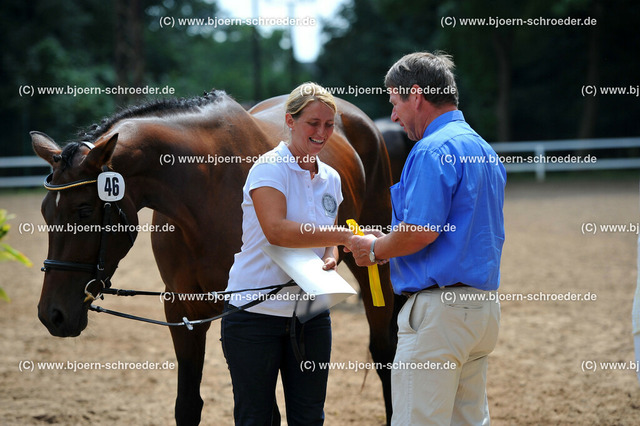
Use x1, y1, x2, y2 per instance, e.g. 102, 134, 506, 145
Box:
77, 205, 93, 219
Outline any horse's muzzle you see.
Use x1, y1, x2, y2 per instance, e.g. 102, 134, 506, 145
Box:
38, 302, 88, 337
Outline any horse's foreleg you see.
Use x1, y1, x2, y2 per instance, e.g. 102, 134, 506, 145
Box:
166, 302, 211, 426
151, 215, 212, 425
344, 257, 402, 426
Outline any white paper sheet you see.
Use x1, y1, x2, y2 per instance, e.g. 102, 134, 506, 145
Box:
262, 245, 357, 322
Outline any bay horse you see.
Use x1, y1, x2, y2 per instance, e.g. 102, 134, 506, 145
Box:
32, 90, 403, 425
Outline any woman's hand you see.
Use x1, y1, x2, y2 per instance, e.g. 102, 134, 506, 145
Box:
322, 256, 337, 271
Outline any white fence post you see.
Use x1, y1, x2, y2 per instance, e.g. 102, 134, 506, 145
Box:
534, 144, 545, 182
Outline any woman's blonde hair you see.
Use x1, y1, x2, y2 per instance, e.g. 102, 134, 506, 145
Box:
286, 82, 337, 118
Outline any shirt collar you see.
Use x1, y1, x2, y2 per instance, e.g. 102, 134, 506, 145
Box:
422, 110, 465, 139
277, 141, 328, 180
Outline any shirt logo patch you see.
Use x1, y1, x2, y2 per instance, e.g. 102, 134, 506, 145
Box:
322, 193, 338, 217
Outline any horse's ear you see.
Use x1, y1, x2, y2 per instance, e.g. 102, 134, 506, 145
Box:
31, 131, 62, 166
85, 133, 118, 169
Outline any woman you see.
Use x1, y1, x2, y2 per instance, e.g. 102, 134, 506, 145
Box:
222, 82, 354, 425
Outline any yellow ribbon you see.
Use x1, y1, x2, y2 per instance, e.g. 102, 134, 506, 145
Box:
347, 219, 385, 307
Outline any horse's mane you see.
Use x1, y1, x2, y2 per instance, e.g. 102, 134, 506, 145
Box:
77, 90, 227, 143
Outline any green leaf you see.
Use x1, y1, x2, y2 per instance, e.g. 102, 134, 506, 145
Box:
0, 288, 9, 303
0, 243, 33, 267
0, 209, 15, 225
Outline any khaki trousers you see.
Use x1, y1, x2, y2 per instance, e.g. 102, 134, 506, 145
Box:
392, 286, 500, 426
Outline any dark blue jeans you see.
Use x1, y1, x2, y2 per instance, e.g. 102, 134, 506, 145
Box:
221, 306, 331, 426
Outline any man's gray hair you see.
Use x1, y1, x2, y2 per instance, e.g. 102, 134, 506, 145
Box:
384, 51, 459, 107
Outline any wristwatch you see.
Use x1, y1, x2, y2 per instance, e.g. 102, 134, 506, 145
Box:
369, 239, 376, 263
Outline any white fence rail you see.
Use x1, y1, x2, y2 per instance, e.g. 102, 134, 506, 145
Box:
1, 137, 639, 187
490, 137, 640, 181
0, 156, 50, 188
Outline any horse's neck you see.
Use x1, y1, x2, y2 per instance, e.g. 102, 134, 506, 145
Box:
110, 109, 271, 237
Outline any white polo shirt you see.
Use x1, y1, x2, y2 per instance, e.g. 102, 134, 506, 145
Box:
226, 141, 343, 317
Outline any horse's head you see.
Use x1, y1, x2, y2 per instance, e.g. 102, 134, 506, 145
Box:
32, 131, 138, 337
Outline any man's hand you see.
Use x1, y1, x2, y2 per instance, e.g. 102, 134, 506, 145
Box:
345, 234, 384, 267
364, 229, 385, 238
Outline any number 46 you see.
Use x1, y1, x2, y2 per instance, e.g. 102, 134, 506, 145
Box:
97, 172, 125, 201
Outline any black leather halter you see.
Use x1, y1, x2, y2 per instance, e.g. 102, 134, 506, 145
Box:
38, 149, 296, 331
41, 166, 136, 302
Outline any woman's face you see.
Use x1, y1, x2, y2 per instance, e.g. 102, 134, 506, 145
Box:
286, 100, 335, 158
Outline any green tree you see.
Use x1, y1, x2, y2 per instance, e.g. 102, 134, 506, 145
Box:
317, 0, 640, 141
1, 0, 307, 160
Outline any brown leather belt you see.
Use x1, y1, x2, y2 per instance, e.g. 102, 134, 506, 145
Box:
402, 283, 469, 297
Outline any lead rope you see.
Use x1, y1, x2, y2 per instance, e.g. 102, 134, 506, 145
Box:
289, 288, 306, 363
289, 316, 306, 363
89, 281, 297, 330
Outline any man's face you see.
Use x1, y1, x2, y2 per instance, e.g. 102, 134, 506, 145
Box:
389, 89, 420, 141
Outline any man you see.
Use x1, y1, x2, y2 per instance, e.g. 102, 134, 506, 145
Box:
349, 51, 506, 425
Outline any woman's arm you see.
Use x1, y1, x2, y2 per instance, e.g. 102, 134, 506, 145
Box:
251, 186, 353, 249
